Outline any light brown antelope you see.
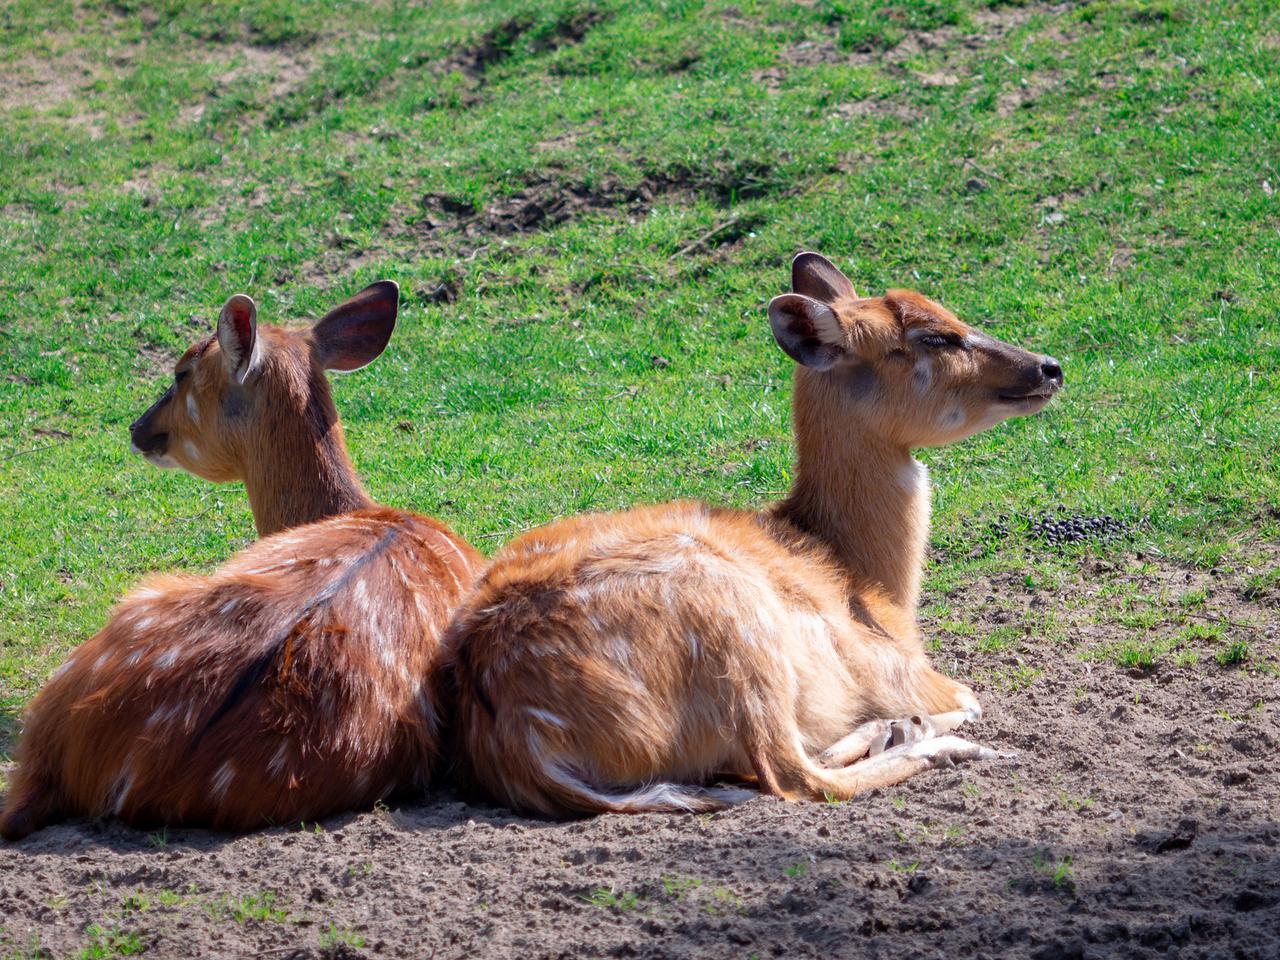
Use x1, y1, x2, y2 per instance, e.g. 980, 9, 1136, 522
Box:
445, 252, 1062, 815
0, 282, 483, 840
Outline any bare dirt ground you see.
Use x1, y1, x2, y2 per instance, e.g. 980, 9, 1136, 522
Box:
1, 551, 1276, 959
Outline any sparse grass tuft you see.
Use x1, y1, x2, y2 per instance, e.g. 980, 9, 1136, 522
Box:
76, 926, 144, 959
1216, 639, 1251, 667
319, 924, 366, 951
205, 892, 289, 924
581, 887, 643, 911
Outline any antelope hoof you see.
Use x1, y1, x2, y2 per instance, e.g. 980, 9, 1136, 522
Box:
906, 734, 998, 767
868, 715, 937, 757
818, 719, 890, 768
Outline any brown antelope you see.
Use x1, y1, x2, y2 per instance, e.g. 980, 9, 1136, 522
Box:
445, 252, 1063, 815
0, 282, 483, 840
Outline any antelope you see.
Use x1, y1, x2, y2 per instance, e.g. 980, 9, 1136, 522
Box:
0, 282, 483, 840
445, 252, 1063, 816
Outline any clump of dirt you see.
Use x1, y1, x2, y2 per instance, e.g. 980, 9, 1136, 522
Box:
996, 69, 1063, 117
438, 16, 536, 82
771, 0, 1079, 106
420, 9, 606, 108
834, 97, 925, 122
214, 44, 315, 103
1, 52, 101, 112
404, 162, 783, 251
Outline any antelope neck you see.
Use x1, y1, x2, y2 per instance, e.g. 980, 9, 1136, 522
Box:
243, 422, 372, 537
774, 374, 931, 615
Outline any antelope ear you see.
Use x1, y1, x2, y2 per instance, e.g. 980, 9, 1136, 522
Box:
792, 251, 856, 304
313, 280, 399, 372
217, 294, 260, 384
768, 293, 847, 371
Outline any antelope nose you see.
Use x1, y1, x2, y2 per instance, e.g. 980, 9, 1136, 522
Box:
1040, 356, 1064, 387
129, 419, 167, 454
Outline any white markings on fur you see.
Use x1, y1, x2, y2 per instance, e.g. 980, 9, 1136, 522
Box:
375, 618, 397, 670
124, 649, 144, 668
414, 594, 437, 632
526, 728, 735, 813
52, 655, 78, 680
607, 636, 633, 664
211, 761, 236, 801
145, 702, 172, 727
898, 458, 929, 499
528, 707, 567, 729
387, 554, 418, 592
134, 616, 154, 631
185, 392, 200, 425
352, 577, 371, 612
939, 405, 965, 429
220, 599, 239, 615
154, 647, 180, 669
429, 530, 470, 593
111, 761, 137, 816
685, 630, 701, 661
268, 742, 289, 778
183, 440, 201, 463
241, 557, 299, 575
93, 652, 111, 672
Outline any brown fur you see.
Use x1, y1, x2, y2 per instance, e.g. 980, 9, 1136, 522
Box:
445, 253, 1063, 816
1, 283, 483, 840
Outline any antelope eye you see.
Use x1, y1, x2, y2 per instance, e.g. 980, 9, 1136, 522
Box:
918, 334, 961, 349
175, 369, 190, 384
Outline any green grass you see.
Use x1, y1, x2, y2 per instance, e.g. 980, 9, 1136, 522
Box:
1216, 638, 1251, 666
318, 924, 366, 951
581, 887, 644, 911
204, 892, 288, 924
2, 0, 1279, 728
76, 926, 144, 959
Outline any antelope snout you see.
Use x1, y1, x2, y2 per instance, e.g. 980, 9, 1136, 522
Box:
1039, 355, 1064, 391
129, 414, 168, 457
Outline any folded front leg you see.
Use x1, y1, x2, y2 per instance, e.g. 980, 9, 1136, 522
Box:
819, 714, 939, 768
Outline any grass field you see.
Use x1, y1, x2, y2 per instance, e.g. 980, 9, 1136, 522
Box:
2, 0, 1278, 748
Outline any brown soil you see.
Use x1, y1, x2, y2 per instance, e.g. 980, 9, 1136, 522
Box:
2, 552, 1276, 958
408, 162, 780, 243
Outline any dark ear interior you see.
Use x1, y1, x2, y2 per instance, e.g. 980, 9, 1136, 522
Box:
768, 293, 847, 371
312, 280, 400, 372
792, 252, 856, 304
217, 294, 259, 383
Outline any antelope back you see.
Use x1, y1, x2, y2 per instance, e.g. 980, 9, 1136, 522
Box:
0, 508, 483, 838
